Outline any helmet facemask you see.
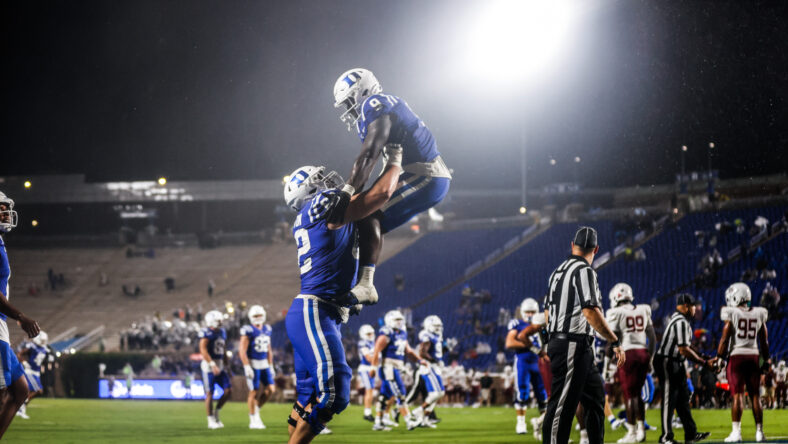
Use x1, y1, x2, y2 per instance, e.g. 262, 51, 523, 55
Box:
0, 196, 18, 234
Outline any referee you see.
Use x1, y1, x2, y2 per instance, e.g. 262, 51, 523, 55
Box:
542, 227, 624, 444
655, 293, 713, 444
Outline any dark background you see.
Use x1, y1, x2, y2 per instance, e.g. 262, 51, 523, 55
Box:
3, 0, 786, 190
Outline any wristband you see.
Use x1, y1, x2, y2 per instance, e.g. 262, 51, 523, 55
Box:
340, 184, 355, 196
610, 340, 621, 349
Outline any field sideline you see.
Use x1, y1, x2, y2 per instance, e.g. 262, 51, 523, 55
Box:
6, 399, 788, 443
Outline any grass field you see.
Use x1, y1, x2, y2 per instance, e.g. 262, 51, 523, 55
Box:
6, 399, 788, 443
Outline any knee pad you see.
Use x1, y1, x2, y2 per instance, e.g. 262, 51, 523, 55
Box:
425, 391, 441, 405
378, 394, 389, 411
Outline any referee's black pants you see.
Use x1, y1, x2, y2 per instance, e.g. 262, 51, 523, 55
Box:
542, 337, 605, 444
656, 355, 697, 443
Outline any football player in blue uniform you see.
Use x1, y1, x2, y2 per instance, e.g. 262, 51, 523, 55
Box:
370, 310, 426, 431
408, 315, 445, 428
240, 305, 274, 430
357, 324, 377, 422
199, 310, 231, 429
506, 298, 548, 435
332, 68, 452, 306
0, 191, 40, 438
282, 148, 402, 444
16, 331, 49, 419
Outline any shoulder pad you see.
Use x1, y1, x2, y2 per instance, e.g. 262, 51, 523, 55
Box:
756, 307, 769, 321
639, 304, 652, 319
418, 330, 430, 342
721, 306, 734, 322
360, 94, 395, 124
198, 328, 209, 338
379, 326, 392, 336
240, 325, 253, 336
507, 319, 520, 331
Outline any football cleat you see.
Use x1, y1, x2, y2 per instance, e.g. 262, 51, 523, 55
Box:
531, 417, 542, 440
363, 414, 375, 422
611, 418, 626, 430
319, 427, 332, 435
723, 431, 742, 442
382, 416, 398, 427
636, 429, 646, 442
372, 423, 391, 432
618, 431, 638, 443
516, 422, 527, 435
756, 430, 765, 442
406, 416, 422, 431
207, 417, 221, 429
685, 432, 710, 444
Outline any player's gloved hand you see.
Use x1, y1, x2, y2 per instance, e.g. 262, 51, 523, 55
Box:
531, 313, 546, 326
210, 361, 221, 376
337, 306, 350, 324
244, 364, 254, 380
383, 145, 403, 168
349, 304, 363, 317
17, 314, 40, 338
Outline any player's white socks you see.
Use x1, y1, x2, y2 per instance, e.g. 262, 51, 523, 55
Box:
732, 421, 741, 433
364, 408, 372, 416
756, 423, 763, 432
636, 420, 645, 433
607, 414, 617, 424
517, 415, 526, 425
580, 429, 588, 441
412, 406, 424, 419
359, 265, 375, 287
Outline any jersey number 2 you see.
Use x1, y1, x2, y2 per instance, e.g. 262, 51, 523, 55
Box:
295, 228, 312, 274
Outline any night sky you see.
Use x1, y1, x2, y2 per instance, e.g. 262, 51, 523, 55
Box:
2, 0, 787, 190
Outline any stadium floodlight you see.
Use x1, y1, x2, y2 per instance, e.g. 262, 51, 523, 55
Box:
549, 158, 557, 166
519, 206, 527, 214
31, 220, 38, 227
574, 156, 581, 163
23, 180, 31, 189
464, 0, 576, 86
682, 145, 688, 152
157, 177, 167, 186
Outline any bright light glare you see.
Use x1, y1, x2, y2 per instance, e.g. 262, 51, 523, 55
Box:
464, 0, 575, 85
157, 177, 167, 186
24, 181, 32, 189
519, 206, 527, 214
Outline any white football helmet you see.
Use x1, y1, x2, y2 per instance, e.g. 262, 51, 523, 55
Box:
520, 298, 539, 320
423, 315, 443, 336
248, 305, 266, 326
333, 68, 382, 131
779, 360, 786, 369
283, 165, 345, 212
204, 310, 223, 329
33, 331, 48, 347
0, 191, 18, 233
359, 324, 375, 341
385, 310, 406, 331
609, 283, 634, 307
725, 282, 751, 307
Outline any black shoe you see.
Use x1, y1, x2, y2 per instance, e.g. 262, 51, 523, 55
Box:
394, 411, 400, 424
429, 412, 441, 423
684, 432, 710, 444
363, 415, 375, 422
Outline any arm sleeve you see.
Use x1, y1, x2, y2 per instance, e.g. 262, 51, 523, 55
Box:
677, 321, 691, 347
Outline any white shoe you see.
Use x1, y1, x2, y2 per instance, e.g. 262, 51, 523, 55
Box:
349, 283, 379, 305
407, 416, 422, 431
15, 410, 30, 420
373, 423, 391, 431
636, 429, 646, 442
516, 422, 527, 435
756, 430, 765, 442
420, 419, 437, 428
611, 418, 626, 430
579, 436, 590, 444
531, 418, 542, 440
382, 416, 398, 427
208, 417, 221, 429
618, 431, 639, 443
672, 419, 683, 429
724, 431, 742, 442
249, 417, 265, 429
319, 427, 332, 435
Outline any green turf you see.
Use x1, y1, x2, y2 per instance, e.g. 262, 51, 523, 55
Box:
6, 399, 788, 443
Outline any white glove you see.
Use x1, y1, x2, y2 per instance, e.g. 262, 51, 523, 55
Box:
244, 364, 254, 380
384, 145, 403, 168
337, 306, 350, 324
269, 366, 276, 380
531, 313, 546, 326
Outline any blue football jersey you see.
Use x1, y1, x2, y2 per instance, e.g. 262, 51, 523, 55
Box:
293, 190, 358, 300
356, 94, 440, 167
199, 327, 227, 361
508, 319, 539, 363
379, 326, 408, 360
358, 339, 375, 366
24, 342, 47, 372
241, 324, 272, 361
418, 330, 443, 363
0, 236, 10, 326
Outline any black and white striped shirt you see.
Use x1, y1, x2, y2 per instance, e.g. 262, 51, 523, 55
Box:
545, 255, 602, 336
656, 312, 692, 358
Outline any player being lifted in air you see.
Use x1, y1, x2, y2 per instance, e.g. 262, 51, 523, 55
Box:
332, 68, 451, 306
0, 191, 41, 439
239, 305, 275, 430
199, 310, 232, 430
717, 282, 769, 443
506, 298, 548, 436
357, 324, 378, 422
282, 148, 402, 444
604, 283, 656, 443
17, 331, 49, 420
370, 310, 427, 431
407, 315, 446, 428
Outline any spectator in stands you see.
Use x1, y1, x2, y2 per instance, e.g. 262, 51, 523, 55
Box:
760, 283, 781, 319
480, 371, 493, 407
164, 277, 175, 292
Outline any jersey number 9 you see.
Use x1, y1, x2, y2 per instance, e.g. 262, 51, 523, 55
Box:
625, 315, 645, 333
736, 318, 758, 339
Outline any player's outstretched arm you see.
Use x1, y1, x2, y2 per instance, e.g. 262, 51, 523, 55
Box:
327, 149, 402, 230
0, 293, 39, 338
370, 335, 389, 368
717, 321, 733, 358
347, 116, 392, 191
506, 329, 527, 350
